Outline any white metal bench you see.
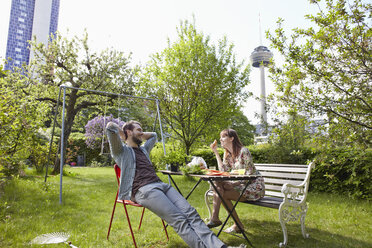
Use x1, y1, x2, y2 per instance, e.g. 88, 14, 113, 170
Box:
205, 162, 315, 247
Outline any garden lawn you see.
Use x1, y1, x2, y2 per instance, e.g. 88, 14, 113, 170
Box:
0, 167, 371, 248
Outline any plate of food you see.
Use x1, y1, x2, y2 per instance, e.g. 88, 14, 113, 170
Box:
205, 169, 230, 176
230, 169, 245, 175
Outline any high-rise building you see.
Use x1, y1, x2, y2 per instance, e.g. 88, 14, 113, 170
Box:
4, 0, 60, 71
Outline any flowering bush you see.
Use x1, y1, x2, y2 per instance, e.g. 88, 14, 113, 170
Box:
85, 115, 125, 149
66, 138, 80, 164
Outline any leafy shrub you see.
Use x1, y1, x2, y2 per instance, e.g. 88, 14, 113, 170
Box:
0, 158, 26, 178
149, 143, 166, 169
246, 144, 371, 199
163, 150, 189, 166
67, 132, 86, 164
311, 147, 372, 200
27, 140, 49, 173
64, 132, 112, 167
66, 138, 81, 165
150, 143, 189, 170
248, 143, 316, 164
89, 159, 109, 168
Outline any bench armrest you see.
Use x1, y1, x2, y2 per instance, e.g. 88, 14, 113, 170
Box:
281, 183, 306, 203
281, 162, 314, 204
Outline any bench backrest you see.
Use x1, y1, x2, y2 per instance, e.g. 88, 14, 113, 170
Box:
255, 163, 314, 201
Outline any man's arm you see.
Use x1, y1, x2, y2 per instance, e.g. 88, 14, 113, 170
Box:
143, 132, 157, 153
106, 122, 124, 157
142, 132, 155, 140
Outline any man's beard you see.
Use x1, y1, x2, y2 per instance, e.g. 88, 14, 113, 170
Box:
133, 136, 142, 146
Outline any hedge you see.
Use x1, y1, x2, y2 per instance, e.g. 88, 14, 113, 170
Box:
311, 147, 372, 200
151, 144, 371, 200
189, 144, 316, 167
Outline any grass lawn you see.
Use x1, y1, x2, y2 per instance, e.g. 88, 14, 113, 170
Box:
0, 167, 371, 248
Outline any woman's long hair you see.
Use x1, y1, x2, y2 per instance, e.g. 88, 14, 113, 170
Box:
221, 128, 243, 158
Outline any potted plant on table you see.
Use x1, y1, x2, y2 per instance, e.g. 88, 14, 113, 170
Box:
164, 151, 188, 172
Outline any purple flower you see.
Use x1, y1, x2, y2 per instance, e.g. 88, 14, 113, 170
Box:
85, 115, 125, 149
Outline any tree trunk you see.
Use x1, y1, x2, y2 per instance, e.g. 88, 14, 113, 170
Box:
185, 141, 191, 156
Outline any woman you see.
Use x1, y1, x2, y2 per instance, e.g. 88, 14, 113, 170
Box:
207, 128, 265, 233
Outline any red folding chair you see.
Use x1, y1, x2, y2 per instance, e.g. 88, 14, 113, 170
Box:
107, 164, 169, 247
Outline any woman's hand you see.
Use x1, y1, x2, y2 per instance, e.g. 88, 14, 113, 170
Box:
210, 140, 218, 153
210, 139, 223, 171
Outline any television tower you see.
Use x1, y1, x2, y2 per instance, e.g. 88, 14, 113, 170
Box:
250, 14, 273, 133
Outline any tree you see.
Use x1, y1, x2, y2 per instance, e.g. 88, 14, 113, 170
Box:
270, 110, 310, 150
140, 20, 250, 154
0, 65, 6, 78
267, 0, 372, 147
0, 71, 48, 176
28, 31, 137, 173
230, 109, 256, 146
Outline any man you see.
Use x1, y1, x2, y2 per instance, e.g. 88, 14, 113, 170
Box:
106, 120, 245, 248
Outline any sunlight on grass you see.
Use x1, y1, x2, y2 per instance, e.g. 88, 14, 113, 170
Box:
1, 167, 371, 247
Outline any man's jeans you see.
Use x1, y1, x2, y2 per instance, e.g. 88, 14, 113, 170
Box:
135, 182, 225, 248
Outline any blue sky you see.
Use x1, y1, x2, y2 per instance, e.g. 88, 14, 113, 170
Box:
0, 0, 320, 123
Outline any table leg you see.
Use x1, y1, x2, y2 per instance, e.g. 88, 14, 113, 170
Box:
209, 179, 254, 247
168, 174, 184, 196
185, 178, 202, 200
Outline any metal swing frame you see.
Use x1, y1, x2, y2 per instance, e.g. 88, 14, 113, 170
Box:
45, 85, 167, 204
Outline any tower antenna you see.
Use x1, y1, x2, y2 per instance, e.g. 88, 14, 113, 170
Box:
259, 13, 263, 45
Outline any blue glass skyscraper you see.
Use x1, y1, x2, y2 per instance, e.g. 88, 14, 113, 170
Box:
4, 0, 60, 71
